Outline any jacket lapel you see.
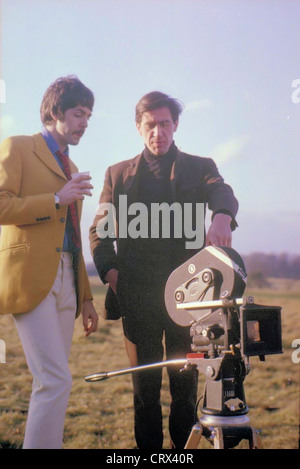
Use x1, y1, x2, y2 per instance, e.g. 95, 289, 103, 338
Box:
32, 133, 68, 180
170, 148, 185, 202
171, 149, 203, 198
122, 153, 143, 205
31, 133, 82, 216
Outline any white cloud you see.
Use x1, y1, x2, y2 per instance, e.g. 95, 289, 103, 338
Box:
211, 136, 249, 164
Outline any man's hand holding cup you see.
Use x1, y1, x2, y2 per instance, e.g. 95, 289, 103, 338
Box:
57, 171, 93, 206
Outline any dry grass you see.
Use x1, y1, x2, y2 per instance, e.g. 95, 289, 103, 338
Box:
0, 276, 299, 449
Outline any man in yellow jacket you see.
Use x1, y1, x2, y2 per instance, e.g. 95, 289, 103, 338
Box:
0, 76, 98, 449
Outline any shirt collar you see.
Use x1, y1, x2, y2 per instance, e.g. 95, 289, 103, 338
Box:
41, 127, 69, 156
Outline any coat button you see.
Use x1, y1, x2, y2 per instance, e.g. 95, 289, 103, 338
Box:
60, 217, 65, 223
56, 247, 61, 252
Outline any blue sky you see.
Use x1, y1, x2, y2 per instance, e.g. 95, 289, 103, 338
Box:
1, 0, 299, 264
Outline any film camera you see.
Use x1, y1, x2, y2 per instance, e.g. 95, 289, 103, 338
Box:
86, 246, 282, 449
165, 245, 282, 361
164, 246, 282, 448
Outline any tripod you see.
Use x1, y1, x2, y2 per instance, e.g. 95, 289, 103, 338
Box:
185, 415, 262, 449
85, 350, 263, 450
183, 351, 263, 449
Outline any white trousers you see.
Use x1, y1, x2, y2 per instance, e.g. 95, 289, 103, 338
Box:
13, 253, 77, 449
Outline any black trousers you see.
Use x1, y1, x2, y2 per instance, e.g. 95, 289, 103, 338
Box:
121, 284, 198, 449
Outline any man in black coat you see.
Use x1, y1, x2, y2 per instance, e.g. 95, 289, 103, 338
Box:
90, 91, 239, 449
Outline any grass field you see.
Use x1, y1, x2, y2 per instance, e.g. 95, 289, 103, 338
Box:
0, 276, 299, 449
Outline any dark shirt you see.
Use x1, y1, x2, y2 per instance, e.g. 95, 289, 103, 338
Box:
124, 143, 179, 286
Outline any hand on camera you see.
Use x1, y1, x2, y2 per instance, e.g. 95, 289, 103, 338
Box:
206, 213, 232, 247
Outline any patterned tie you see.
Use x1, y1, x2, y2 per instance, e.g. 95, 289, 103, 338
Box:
56, 150, 81, 250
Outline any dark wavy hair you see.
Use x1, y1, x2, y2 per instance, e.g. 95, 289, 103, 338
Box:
40, 76, 94, 125
135, 91, 183, 124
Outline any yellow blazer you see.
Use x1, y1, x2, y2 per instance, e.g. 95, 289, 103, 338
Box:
0, 133, 92, 316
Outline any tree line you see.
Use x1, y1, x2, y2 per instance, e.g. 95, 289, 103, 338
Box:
242, 252, 300, 279
86, 252, 300, 280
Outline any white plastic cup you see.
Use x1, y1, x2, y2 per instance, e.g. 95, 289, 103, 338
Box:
71, 171, 90, 179
71, 171, 92, 195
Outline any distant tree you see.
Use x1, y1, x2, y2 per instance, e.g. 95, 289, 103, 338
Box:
246, 270, 271, 288
290, 257, 300, 278
243, 253, 300, 279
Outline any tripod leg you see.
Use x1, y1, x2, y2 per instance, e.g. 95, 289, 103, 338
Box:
184, 424, 203, 449
213, 427, 225, 449
249, 428, 263, 449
